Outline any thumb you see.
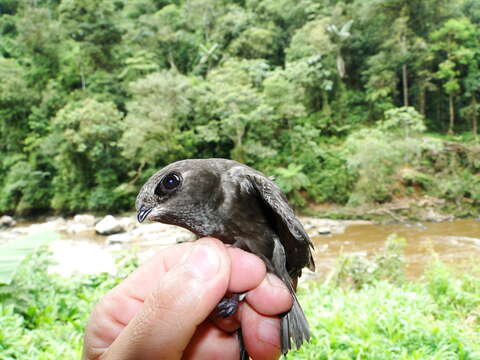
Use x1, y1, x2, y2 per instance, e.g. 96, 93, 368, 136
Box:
104, 238, 231, 360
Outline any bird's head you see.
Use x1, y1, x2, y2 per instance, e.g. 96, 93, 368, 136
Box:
135, 159, 223, 227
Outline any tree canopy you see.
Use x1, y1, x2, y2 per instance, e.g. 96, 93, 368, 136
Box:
0, 0, 479, 215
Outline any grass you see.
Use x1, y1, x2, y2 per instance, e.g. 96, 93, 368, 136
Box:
0, 240, 479, 359
292, 273, 480, 359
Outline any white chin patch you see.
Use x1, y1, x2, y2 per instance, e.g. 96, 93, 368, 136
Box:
149, 206, 166, 220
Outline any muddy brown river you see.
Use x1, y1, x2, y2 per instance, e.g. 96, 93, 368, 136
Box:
2, 218, 479, 278
312, 219, 480, 278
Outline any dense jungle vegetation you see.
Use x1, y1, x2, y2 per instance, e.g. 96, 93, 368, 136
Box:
1, 0, 479, 215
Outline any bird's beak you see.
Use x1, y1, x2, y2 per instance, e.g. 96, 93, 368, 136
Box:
137, 205, 153, 223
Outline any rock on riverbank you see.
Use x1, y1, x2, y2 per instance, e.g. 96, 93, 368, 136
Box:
1, 213, 372, 276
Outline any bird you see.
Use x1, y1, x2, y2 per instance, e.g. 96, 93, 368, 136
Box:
135, 158, 315, 358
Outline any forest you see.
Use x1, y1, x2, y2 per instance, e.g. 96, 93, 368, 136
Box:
1, 0, 479, 216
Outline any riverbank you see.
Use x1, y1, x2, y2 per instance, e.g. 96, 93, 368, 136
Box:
1, 212, 479, 280
305, 194, 478, 223
0, 213, 371, 277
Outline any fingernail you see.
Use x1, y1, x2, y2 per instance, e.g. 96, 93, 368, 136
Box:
257, 317, 280, 347
185, 244, 220, 280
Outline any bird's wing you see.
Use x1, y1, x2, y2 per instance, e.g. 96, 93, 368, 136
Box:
232, 166, 315, 275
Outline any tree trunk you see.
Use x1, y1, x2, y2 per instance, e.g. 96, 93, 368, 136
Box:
474, 117, 478, 142
80, 66, 86, 91
232, 124, 246, 163
402, 63, 408, 107
472, 96, 478, 141
322, 90, 331, 115
168, 51, 177, 71
448, 93, 455, 135
419, 86, 426, 116
400, 34, 408, 108
336, 51, 346, 78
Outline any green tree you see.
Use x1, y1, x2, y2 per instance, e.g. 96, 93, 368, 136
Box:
0, 155, 53, 214
286, 14, 348, 119
14, 5, 61, 87
194, 59, 275, 163
262, 67, 306, 153
357, 0, 454, 119
462, 61, 480, 140
286, 17, 334, 61
326, 19, 353, 79
118, 50, 160, 82
0, 58, 36, 153
363, 14, 418, 114
345, 107, 433, 204
125, 4, 200, 73
381, 107, 426, 137
59, 0, 122, 89
49, 99, 125, 211
228, 26, 280, 60
120, 70, 192, 168
273, 163, 310, 207
1, 0, 479, 215
431, 17, 477, 134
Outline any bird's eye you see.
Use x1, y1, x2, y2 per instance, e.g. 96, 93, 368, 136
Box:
155, 172, 182, 195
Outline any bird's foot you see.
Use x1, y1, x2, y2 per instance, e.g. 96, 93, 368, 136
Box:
215, 293, 246, 318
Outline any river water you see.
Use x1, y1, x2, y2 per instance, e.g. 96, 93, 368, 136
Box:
312, 219, 480, 278
2, 218, 479, 278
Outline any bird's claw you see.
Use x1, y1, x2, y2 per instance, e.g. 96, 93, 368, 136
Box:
215, 293, 243, 318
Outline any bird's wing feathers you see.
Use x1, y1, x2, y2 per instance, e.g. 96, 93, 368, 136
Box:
231, 166, 315, 274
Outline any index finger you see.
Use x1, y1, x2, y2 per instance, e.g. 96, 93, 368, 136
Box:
115, 242, 193, 301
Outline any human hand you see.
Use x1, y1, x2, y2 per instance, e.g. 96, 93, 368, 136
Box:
82, 237, 293, 360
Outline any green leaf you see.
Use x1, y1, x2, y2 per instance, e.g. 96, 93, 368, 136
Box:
0, 232, 60, 284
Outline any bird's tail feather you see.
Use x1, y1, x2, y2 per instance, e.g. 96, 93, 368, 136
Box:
238, 329, 249, 360
280, 289, 310, 354
268, 237, 311, 354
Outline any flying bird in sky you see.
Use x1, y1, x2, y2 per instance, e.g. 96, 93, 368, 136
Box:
136, 158, 315, 358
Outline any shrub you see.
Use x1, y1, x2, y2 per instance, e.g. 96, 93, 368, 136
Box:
344, 107, 443, 205
332, 234, 407, 289
290, 241, 480, 359
0, 247, 138, 359
273, 163, 310, 207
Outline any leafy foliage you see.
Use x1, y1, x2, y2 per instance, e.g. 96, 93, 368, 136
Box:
289, 237, 480, 359
0, 0, 479, 214
273, 164, 310, 207
343, 107, 456, 205
333, 234, 407, 289
121, 70, 192, 165
1, 239, 479, 359
48, 99, 126, 211
0, 247, 138, 359
0, 232, 59, 284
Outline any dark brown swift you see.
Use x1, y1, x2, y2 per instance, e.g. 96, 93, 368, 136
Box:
135, 158, 315, 358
